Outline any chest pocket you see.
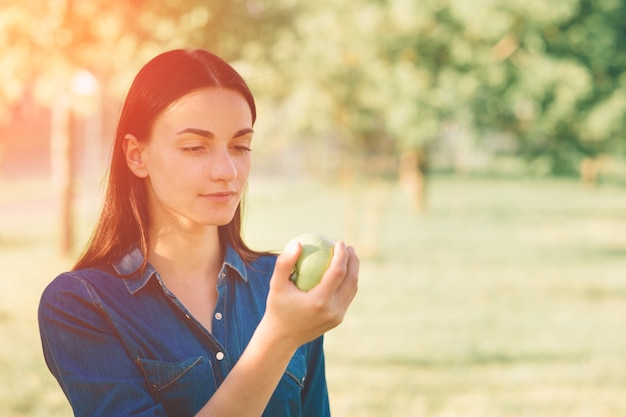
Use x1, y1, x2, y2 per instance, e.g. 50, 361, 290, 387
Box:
137, 356, 217, 417
262, 347, 308, 416
284, 346, 307, 388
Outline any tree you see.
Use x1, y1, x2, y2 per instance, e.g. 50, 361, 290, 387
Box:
0, 0, 297, 107
263, 0, 626, 199
261, 0, 487, 212
465, 0, 626, 179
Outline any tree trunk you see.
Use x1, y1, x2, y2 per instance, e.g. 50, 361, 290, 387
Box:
51, 96, 76, 257
580, 155, 607, 188
399, 149, 426, 213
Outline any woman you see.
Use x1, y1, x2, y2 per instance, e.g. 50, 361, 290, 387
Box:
38, 49, 359, 417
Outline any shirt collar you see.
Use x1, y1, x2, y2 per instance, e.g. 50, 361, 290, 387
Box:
223, 244, 249, 283
113, 245, 249, 295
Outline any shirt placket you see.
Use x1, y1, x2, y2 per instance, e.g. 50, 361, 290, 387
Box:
211, 268, 229, 376
158, 271, 232, 384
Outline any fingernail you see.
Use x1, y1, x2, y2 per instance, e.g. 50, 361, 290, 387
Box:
285, 240, 300, 255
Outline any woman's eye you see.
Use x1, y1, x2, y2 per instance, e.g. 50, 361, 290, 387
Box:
231, 145, 252, 154
182, 146, 205, 153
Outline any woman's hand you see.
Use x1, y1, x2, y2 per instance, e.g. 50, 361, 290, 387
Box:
261, 240, 360, 350
194, 241, 358, 417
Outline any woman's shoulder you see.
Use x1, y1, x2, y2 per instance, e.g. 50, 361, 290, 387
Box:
225, 244, 277, 277
250, 252, 278, 268
40, 266, 124, 304
241, 251, 278, 284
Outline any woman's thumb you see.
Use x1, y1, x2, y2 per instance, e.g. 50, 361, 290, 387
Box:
273, 240, 302, 284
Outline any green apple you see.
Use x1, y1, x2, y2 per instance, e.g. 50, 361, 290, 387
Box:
287, 233, 336, 291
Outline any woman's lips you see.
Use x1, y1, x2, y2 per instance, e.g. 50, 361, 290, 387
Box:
200, 191, 237, 203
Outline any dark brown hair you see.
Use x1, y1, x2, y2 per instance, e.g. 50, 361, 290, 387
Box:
73, 49, 264, 273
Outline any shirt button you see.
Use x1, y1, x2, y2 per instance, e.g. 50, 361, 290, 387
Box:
185, 314, 191, 320
214, 312, 223, 320
216, 352, 225, 361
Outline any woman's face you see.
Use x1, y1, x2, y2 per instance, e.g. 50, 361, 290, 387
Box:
130, 87, 253, 232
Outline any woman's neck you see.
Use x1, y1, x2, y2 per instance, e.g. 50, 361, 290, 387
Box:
148, 224, 223, 286
147, 224, 223, 332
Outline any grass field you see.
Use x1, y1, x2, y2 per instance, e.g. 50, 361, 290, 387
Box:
1, 175, 626, 416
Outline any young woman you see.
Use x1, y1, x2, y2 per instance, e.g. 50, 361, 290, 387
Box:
38, 49, 359, 417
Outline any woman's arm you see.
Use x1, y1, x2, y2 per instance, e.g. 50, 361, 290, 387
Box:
195, 241, 359, 417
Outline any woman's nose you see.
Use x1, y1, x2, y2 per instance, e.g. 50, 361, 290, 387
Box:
209, 148, 238, 182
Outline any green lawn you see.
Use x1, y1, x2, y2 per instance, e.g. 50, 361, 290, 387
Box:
1, 175, 626, 416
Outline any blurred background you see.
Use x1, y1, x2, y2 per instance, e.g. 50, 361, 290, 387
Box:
1, 0, 625, 416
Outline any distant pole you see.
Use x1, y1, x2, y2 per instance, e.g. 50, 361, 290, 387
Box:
50, 70, 100, 258
50, 94, 75, 257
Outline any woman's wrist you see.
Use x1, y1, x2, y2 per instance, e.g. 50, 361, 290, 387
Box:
253, 315, 301, 356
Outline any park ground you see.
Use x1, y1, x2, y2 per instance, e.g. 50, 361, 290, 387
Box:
1, 174, 626, 416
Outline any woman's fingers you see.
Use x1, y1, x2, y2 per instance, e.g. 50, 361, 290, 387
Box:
336, 245, 359, 304
312, 241, 350, 295
308, 242, 359, 325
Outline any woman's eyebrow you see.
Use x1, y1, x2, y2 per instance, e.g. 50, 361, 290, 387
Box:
176, 127, 254, 139
233, 127, 254, 138
176, 127, 214, 138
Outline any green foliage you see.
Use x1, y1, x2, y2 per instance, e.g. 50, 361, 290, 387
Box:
1, 0, 624, 176
259, 0, 626, 176
467, 0, 626, 172
0, 0, 295, 109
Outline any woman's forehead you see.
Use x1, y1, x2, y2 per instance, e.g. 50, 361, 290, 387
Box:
153, 88, 253, 133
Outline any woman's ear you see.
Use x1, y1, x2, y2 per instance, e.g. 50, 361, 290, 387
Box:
123, 134, 149, 178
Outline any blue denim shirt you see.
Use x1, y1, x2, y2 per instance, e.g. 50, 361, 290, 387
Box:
38, 246, 330, 416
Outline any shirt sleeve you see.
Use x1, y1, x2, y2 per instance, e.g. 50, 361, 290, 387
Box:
38, 273, 166, 417
301, 335, 331, 417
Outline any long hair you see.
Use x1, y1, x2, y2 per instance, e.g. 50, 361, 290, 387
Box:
73, 49, 265, 273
